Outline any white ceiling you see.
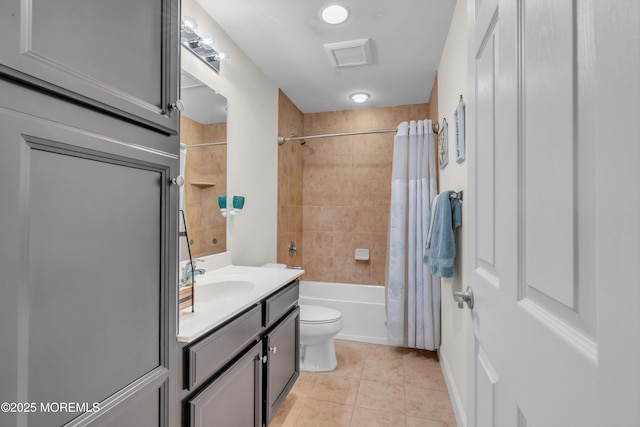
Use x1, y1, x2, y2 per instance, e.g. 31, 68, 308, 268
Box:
196, 0, 457, 113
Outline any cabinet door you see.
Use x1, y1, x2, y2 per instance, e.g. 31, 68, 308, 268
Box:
0, 82, 178, 427
0, 0, 180, 133
188, 342, 263, 427
265, 307, 300, 424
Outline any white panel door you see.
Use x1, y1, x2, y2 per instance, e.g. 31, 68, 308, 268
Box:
466, 0, 640, 426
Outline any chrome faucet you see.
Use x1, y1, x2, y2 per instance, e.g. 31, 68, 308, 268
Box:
288, 241, 298, 257
180, 259, 205, 286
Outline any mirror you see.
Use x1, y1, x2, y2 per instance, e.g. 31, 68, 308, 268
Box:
179, 69, 227, 260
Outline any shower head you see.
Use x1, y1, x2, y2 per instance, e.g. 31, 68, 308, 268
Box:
300, 140, 307, 145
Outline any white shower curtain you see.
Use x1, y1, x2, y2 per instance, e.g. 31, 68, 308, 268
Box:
386, 120, 440, 350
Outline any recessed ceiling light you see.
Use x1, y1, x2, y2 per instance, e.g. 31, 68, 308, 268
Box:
321, 5, 350, 25
350, 92, 370, 103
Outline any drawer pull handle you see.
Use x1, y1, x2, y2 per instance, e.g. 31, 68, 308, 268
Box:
269, 346, 277, 354
260, 355, 268, 364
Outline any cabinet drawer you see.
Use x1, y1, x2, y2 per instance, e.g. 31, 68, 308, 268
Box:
263, 280, 299, 328
186, 304, 261, 390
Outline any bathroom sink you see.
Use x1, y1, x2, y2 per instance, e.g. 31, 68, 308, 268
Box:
194, 279, 256, 301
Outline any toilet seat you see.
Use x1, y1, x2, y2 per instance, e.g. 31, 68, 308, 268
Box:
300, 304, 342, 324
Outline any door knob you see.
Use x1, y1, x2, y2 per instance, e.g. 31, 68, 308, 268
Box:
170, 100, 184, 112
453, 286, 474, 310
170, 176, 184, 186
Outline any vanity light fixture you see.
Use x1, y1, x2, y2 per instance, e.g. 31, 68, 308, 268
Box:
181, 16, 229, 74
321, 4, 350, 24
210, 50, 229, 62
199, 33, 215, 48
350, 92, 370, 103
182, 15, 198, 32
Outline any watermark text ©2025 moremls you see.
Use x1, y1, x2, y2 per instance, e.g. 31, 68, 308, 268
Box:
1, 401, 100, 413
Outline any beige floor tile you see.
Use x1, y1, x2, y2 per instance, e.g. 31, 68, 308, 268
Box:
268, 395, 307, 427
405, 386, 456, 424
291, 372, 319, 397
273, 341, 457, 427
335, 340, 369, 357
403, 357, 447, 392
294, 398, 354, 427
361, 357, 404, 385
406, 416, 452, 427
309, 375, 360, 405
355, 380, 405, 415
329, 340, 367, 379
402, 348, 440, 366
350, 406, 406, 427
366, 343, 409, 361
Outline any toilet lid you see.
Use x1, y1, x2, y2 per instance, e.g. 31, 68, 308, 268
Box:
300, 304, 342, 324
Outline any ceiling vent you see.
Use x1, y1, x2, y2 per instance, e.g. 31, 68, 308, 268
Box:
324, 39, 373, 68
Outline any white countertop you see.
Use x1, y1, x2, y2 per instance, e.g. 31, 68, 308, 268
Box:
177, 264, 304, 343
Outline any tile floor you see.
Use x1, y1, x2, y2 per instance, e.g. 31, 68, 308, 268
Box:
270, 340, 456, 427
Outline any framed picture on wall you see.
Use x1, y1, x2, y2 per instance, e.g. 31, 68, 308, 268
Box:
438, 118, 448, 170
454, 96, 465, 163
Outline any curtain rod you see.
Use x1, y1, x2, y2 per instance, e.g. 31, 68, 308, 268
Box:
277, 122, 439, 145
278, 129, 394, 145
180, 141, 227, 148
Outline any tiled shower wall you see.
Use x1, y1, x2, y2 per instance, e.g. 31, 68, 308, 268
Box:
181, 116, 227, 256
277, 91, 304, 267
302, 104, 429, 285
277, 93, 431, 285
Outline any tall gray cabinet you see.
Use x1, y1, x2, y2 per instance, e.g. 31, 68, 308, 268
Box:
0, 1, 180, 426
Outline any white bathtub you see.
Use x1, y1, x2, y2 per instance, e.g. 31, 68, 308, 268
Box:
299, 281, 388, 345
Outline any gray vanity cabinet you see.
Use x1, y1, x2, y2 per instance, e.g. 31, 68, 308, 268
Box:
180, 280, 300, 427
0, 0, 180, 133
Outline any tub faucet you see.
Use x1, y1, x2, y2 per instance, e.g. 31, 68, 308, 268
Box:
180, 259, 205, 286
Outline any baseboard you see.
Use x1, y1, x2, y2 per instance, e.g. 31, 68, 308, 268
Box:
438, 347, 467, 427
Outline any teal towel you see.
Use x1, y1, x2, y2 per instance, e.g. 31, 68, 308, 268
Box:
424, 191, 462, 277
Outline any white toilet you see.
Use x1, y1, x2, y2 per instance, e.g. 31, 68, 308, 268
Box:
299, 304, 343, 372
